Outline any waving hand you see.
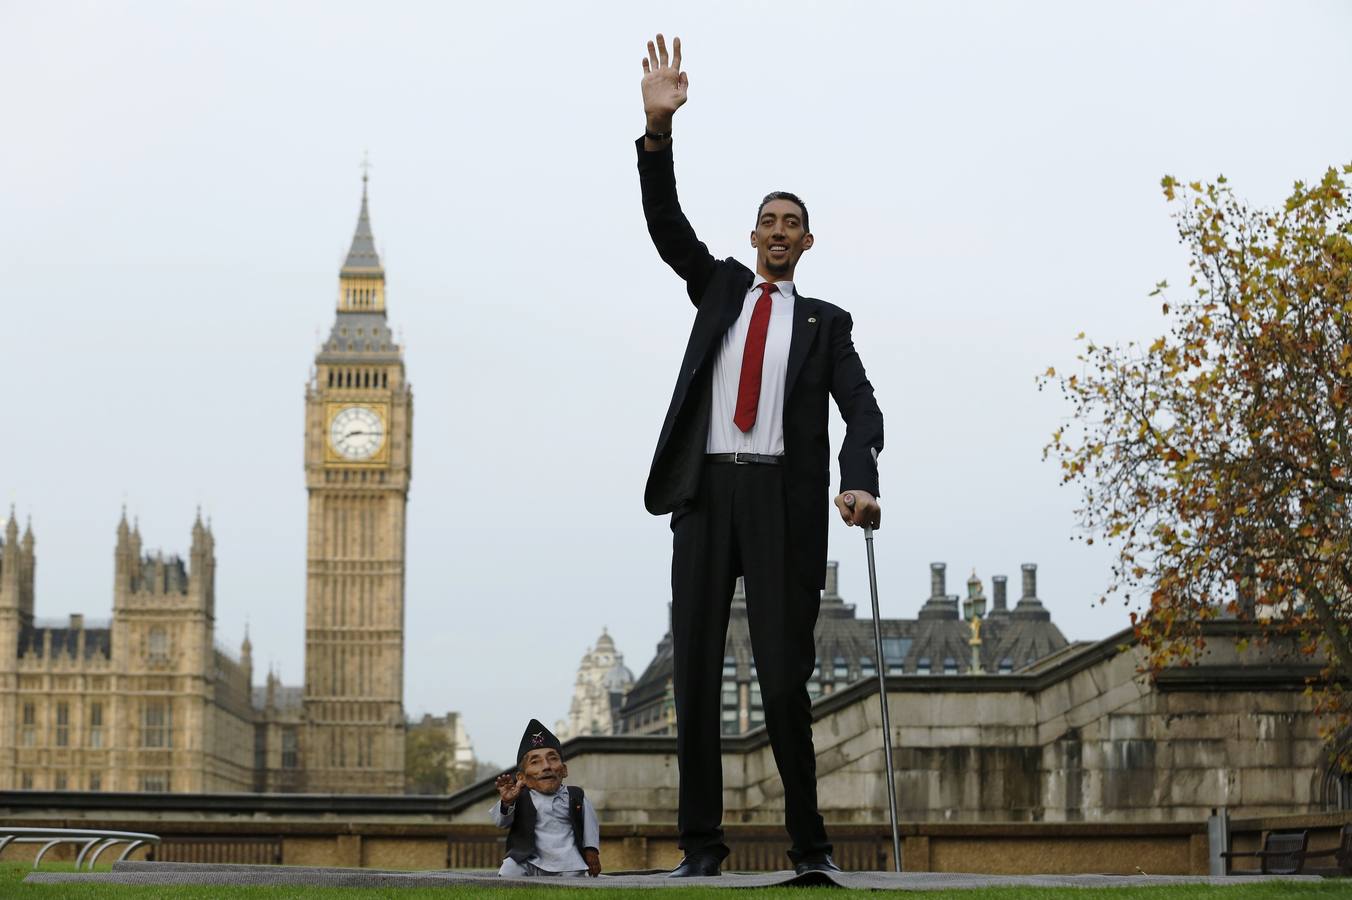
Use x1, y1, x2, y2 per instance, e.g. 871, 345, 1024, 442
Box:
641, 34, 686, 139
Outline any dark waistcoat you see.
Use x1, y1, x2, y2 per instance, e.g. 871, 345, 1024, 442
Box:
505, 784, 588, 865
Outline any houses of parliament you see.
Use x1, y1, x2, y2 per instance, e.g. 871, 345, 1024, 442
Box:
0, 178, 412, 793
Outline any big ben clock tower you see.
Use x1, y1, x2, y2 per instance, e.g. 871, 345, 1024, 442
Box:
301, 174, 410, 793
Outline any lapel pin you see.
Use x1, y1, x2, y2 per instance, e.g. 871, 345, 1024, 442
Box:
808, 317, 817, 324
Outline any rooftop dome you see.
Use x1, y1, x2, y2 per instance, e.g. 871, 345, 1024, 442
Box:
602, 660, 634, 693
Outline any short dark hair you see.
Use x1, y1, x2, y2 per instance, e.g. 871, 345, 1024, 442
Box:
756, 191, 809, 232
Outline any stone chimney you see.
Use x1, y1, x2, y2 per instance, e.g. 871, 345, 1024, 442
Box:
920, 562, 959, 620
1013, 563, 1050, 620
820, 560, 850, 614
988, 575, 1010, 619
69, 613, 83, 630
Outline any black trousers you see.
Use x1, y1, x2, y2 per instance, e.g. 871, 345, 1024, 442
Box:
670, 460, 831, 864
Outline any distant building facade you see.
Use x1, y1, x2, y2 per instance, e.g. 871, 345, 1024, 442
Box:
556, 629, 634, 740
618, 561, 1069, 737
253, 669, 305, 793
406, 711, 477, 791
0, 511, 256, 792
0, 179, 469, 794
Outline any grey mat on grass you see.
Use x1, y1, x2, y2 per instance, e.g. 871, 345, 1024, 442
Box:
21, 860, 1323, 890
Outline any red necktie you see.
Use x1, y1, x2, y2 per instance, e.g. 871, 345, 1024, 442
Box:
733, 283, 775, 432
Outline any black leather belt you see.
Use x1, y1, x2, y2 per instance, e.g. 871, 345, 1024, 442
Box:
706, 452, 783, 466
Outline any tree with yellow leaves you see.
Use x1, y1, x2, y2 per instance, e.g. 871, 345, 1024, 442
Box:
1044, 165, 1352, 766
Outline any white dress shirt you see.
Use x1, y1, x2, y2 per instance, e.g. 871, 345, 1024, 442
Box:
706, 278, 795, 455
490, 786, 600, 876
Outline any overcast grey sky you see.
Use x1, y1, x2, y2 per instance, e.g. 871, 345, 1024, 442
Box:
3, 0, 1350, 767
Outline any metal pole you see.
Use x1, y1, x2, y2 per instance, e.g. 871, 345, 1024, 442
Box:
846, 466, 902, 874
863, 524, 902, 872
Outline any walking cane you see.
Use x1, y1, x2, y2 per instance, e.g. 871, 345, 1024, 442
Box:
845, 450, 902, 873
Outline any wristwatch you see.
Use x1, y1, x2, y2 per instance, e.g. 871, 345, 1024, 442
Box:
644, 129, 671, 142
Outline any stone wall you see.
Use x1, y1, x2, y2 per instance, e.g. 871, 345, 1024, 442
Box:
449, 624, 1328, 826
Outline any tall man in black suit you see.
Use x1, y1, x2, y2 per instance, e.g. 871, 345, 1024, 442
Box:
636, 35, 884, 877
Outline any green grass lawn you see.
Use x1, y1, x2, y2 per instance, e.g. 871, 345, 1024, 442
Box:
3, 862, 1349, 898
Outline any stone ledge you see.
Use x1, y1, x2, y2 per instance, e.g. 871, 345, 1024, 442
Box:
1230, 809, 1352, 831
0, 814, 1204, 839
1155, 666, 1320, 691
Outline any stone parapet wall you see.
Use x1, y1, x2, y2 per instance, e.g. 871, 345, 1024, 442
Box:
446, 625, 1327, 825
0, 806, 1209, 874
5, 794, 1347, 874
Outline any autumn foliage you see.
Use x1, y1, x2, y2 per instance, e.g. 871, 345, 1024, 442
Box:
1043, 165, 1352, 767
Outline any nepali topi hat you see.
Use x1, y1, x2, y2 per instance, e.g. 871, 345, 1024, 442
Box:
516, 719, 562, 765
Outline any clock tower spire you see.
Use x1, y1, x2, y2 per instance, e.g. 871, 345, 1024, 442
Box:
338, 167, 385, 312
301, 171, 411, 793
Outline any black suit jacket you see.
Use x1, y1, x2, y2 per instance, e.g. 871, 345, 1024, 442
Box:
637, 139, 884, 590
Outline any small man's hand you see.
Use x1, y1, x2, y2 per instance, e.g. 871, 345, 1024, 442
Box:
641, 34, 687, 135
495, 772, 524, 807
584, 848, 602, 877
836, 490, 881, 529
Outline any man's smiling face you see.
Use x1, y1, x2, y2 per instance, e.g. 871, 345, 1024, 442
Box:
751, 198, 813, 279
520, 747, 568, 795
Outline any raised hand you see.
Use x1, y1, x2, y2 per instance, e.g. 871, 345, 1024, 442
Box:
641, 34, 687, 134
495, 772, 525, 808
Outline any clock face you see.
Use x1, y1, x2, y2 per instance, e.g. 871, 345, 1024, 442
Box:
329, 405, 385, 460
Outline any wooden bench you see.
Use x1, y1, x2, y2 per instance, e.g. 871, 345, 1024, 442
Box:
1302, 824, 1352, 877
1222, 829, 1308, 875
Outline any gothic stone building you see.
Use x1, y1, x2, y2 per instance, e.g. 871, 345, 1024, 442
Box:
0, 510, 257, 792
0, 178, 413, 793
617, 561, 1069, 736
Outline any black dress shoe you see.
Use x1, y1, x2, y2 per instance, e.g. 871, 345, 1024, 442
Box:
668, 854, 722, 877
794, 853, 842, 875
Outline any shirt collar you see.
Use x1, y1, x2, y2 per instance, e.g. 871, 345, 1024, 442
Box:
751, 277, 796, 299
